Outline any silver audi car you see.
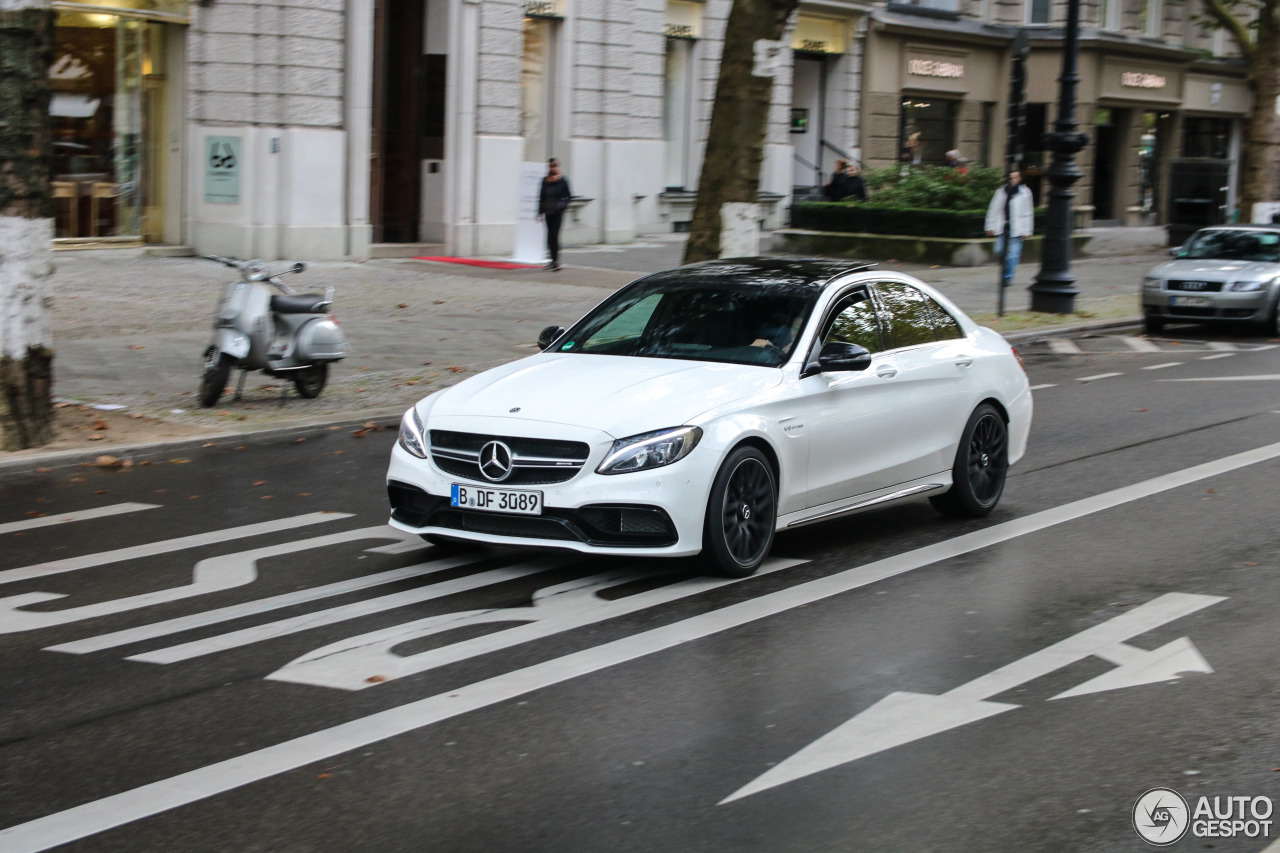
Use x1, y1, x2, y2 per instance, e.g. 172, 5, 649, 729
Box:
1142, 226, 1280, 336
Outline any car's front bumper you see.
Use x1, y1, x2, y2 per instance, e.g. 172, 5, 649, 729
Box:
1142, 288, 1273, 323
386, 440, 718, 557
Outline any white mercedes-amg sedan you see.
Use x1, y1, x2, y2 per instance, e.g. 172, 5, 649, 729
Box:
388, 259, 1032, 577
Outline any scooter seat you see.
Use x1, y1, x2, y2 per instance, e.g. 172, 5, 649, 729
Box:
270, 293, 329, 314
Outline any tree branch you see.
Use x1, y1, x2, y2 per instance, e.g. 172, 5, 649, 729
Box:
1200, 0, 1258, 65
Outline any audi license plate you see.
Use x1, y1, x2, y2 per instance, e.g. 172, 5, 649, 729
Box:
1170, 295, 1214, 308
451, 484, 542, 515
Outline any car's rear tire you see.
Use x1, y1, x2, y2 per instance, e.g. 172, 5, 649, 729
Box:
1143, 315, 1165, 335
930, 403, 1009, 518
696, 446, 777, 578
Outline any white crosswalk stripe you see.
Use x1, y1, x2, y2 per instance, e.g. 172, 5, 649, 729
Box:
0, 503, 159, 536
1119, 336, 1162, 353
1048, 339, 1082, 354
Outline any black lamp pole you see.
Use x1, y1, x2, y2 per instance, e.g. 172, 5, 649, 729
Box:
1030, 0, 1089, 313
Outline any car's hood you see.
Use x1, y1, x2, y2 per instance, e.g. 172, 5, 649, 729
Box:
1149, 259, 1280, 280
427, 353, 782, 437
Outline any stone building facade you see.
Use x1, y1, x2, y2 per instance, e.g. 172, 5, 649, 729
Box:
44, 0, 1252, 260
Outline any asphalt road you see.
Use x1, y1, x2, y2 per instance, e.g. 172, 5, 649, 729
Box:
1, 326, 1278, 852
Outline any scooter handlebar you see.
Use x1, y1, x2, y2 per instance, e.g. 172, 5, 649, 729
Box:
203, 255, 241, 269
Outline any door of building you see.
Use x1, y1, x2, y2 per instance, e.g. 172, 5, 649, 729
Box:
1090, 108, 1124, 222
791, 55, 825, 195
370, 0, 424, 244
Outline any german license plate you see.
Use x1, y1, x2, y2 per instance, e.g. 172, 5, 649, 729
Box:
1170, 295, 1213, 308
451, 484, 542, 515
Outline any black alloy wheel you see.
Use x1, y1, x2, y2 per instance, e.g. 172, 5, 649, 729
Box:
930, 403, 1009, 518
698, 446, 777, 578
198, 347, 234, 409
292, 363, 328, 398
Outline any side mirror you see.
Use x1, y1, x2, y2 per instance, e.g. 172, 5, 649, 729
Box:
1168, 246, 1182, 257
538, 325, 566, 351
807, 341, 872, 375
290, 262, 306, 274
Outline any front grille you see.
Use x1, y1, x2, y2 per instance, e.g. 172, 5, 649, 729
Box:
420, 502, 677, 548
430, 430, 590, 485
1168, 280, 1224, 292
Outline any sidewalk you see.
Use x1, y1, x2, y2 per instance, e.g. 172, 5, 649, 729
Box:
4, 226, 1165, 462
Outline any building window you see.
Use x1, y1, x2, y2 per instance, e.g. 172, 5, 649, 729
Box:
1027, 0, 1051, 24
1098, 0, 1121, 29
522, 16, 557, 163
1183, 117, 1231, 159
663, 37, 694, 190
1140, 0, 1162, 37
51, 10, 169, 240
900, 97, 958, 166
893, 0, 960, 15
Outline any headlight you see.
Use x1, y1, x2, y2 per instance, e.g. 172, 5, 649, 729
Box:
397, 406, 428, 458
597, 426, 702, 475
1142, 276, 1162, 290
1229, 279, 1270, 291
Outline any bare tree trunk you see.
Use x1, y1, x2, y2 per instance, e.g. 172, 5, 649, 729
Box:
683, 0, 798, 265
1241, 2, 1280, 218
0, 0, 56, 450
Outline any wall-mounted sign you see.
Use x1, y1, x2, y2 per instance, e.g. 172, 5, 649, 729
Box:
791, 15, 847, 54
1121, 71, 1166, 89
204, 136, 240, 204
665, 0, 701, 39
790, 108, 809, 133
524, 0, 563, 19
909, 58, 964, 78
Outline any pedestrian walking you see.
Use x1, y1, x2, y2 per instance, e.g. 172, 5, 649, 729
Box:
538, 158, 572, 270
985, 168, 1034, 286
945, 149, 966, 169
843, 162, 867, 202
823, 159, 851, 201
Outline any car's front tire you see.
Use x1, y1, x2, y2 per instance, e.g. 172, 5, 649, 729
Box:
1144, 314, 1165, 335
930, 403, 1009, 518
696, 446, 777, 578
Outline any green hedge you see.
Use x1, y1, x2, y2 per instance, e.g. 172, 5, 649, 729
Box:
791, 204, 990, 238
790, 202, 1049, 239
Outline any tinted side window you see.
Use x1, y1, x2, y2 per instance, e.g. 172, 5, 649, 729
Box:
823, 290, 883, 353
874, 282, 937, 349
925, 297, 964, 341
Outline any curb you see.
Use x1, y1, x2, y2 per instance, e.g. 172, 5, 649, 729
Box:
1002, 315, 1143, 344
0, 413, 403, 474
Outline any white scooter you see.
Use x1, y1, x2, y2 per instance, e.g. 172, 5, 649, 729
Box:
199, 256, 349, 408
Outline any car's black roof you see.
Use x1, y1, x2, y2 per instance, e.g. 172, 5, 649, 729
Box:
636, 257, 875, 290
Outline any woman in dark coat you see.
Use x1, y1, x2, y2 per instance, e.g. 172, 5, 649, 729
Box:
538, 159, 572, 270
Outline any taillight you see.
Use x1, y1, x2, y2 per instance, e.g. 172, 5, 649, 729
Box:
1011, 345, 1027, 374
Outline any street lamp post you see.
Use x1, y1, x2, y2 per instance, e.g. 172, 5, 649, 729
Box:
1030, 0, 1089, 314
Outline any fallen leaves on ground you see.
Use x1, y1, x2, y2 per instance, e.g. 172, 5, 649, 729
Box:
253, 480, 267, 486
397, 303, 409, 309
92, 419, 109, 430
128, 345, 145, 350
35, 468, 52, 473
169, 458, 190, 464
294, 437, 306, 443
94, 456, 124, 468
87, 434, 105, 441
446, 366, 466, 373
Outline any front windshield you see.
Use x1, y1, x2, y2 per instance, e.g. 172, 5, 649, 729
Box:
554, 279, 819, 367
1180, 230, 1280, 262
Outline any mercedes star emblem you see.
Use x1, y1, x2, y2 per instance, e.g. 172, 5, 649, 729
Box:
479, 440, 514, 482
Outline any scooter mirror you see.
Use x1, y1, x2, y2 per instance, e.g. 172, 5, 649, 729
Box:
291, 262, 306, 274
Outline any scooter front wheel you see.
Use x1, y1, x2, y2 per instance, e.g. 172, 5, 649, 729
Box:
292, 363, 328, 399
199, 347, 235, 408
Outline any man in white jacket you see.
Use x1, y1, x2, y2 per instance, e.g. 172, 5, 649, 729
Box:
985, 169, 1035, 286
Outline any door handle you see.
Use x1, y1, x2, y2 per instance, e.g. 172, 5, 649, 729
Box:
876, 366, 898, 379
954, 357, 974, 368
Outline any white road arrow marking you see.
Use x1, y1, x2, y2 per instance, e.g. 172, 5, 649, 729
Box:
268, 556, 806, 691
0, 512, 349, 587
0, 525, 410, 634
127, 556, 573, 663
0, 503, 158, 536
721, 592, 1224, 804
